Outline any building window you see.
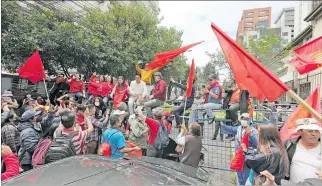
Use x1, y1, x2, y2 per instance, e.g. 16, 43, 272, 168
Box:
259, 10, 268, 14
279, 93, 286, 103
282, 32, 288, 36
245, 27, 253, 31
245, 17, 253, 21
299, 82, 311, 99
291, 35, 294, 38
245, 22, 253, 26
259, 16, 268, 19
283, 39, 289, 44
246, 12, 254, 16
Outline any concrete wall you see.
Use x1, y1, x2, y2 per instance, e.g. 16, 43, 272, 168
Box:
294, 1, 313, 37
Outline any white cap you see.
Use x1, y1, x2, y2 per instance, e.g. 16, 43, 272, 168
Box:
295, 118, 322, 131
240, 113, 249, 119
112, 110, 125, 115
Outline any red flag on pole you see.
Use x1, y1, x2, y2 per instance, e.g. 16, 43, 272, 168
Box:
17, 50, 46, 84
211, 23, 289, 102
185, 59, 195, 98
280, 87, 321, 142
145, 41, 204, 70
288, 36, 322, 75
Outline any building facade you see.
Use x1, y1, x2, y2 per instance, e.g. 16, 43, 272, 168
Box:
277, 1, 322, 103
274, 7, 295, 46
237, 7, 272, 43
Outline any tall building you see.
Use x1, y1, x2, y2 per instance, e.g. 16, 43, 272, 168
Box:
236, 7, 272, 43
274, 7, 295, 46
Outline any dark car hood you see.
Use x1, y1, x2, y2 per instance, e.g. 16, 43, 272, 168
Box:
2, 155, 210, 186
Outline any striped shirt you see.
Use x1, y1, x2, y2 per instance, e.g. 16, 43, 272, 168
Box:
54, 127, 88, 155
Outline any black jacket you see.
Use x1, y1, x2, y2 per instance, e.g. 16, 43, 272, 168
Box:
172, 82, 195, 106
245, 147, 286, 185
223, 89, 249, 113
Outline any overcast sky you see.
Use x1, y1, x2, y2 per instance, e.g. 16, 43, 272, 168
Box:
159, 1, 296, 67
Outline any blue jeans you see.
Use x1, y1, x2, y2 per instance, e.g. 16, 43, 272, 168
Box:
193, 103, 222, 122
69, 92, 83, 100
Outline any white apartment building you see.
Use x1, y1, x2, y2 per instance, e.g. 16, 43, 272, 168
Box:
274, 7, 295, 46
277, 0, 322, 102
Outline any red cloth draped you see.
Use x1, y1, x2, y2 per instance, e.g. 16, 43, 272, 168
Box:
230, 133, 249, 171
203, 81, 222, 103
113, 83, 129, 109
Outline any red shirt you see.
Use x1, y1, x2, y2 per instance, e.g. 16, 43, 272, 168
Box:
67, 79, 85, 93
152, 79, 167, 101
1, 153, 19, 181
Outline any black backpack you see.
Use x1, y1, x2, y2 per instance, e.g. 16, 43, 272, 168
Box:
45, 131, 77, 164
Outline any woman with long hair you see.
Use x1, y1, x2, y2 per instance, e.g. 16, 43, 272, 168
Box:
110, 76, 129, 110
242, 124, 289, 185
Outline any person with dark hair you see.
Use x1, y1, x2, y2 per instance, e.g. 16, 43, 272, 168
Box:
175, 122, 202, 168
242, 124, 289, 185
192, 74, 223, 124
110, 76, 129, 110
48, 74, 69, 105
101, 114, 141, 158
284, 118, 322, 183
223, 82, 249, 126
136, 107, 169, 158
54, 109, 94, 155
144, 72, 167, 117
128, 74, 148, 115
170, 77, 195, 127
85, 104, 108, 154
17, 110, 42, 171
66, 73, 85, 104
1, 103, 20, 154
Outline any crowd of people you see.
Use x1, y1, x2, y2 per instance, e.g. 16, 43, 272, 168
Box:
1, 69, 322, 186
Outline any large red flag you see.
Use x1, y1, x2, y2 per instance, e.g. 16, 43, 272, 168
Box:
211, 23, 289, 102
17, 50, 46, 84
280, 87, 321, 142
288, 36, 322, 75
185, 59, 195, 98
145, 41, 204, 70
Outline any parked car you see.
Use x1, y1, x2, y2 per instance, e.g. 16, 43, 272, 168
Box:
2, 155, 211, 186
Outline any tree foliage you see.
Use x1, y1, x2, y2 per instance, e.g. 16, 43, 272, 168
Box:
244, 29, 285, 74
1, 1, 187, 81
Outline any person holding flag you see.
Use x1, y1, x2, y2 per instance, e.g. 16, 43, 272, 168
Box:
170, 59, 196, 128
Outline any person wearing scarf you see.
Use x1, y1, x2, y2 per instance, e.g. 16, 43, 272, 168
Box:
192, 74, 223, 126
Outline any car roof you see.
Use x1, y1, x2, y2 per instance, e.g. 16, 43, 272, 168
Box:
2, 155, 210, 186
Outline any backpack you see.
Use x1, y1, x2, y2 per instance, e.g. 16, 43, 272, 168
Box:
97, 131, 120, 157
44, 131, 77, 164
32, 138, 53, 168
154, 120, 169, 150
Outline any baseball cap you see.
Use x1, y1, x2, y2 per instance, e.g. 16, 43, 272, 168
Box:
240, 113, 250, 119
295, 118, 322, 131
21, 110, 41, 121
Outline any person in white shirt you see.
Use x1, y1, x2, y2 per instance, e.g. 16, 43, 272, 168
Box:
128, 74, 148, 115
284, 118, 322, 183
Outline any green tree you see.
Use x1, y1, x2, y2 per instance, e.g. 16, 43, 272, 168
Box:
1, 2, 187, 81
244, 28, 284, 74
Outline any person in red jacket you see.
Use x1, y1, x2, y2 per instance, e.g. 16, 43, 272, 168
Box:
144, 72, 167, 116
1, 145, 20, 181
66, 74, 86, 104
87, 72, 104, 104
110, 76, 129, 110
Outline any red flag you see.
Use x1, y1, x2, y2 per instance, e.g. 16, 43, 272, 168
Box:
288, 36, 322, 75
280, 87, 321, 142
185, 59, 195, 98
17, 50, 46, 84
230, 133, 249, 171
211, 23, 289, 102
145, 41, 204, 70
